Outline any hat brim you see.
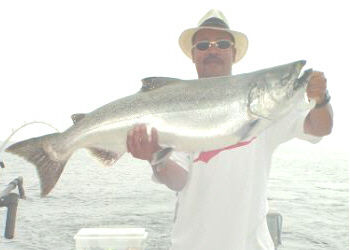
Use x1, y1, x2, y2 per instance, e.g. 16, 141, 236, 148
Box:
179, 26, 248, 64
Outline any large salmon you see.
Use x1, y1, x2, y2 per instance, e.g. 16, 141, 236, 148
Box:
6, 60, 313, 196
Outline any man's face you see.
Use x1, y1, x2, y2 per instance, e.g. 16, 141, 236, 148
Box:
192, 29, 236, 78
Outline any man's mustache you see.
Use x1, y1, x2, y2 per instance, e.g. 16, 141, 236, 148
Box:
203, 54, 223, 64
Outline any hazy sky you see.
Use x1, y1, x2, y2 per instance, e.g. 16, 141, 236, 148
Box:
0, 0, 348, 153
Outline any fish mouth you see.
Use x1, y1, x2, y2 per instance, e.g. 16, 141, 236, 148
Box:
282, 66, 312, 100
294, 68, 313, 91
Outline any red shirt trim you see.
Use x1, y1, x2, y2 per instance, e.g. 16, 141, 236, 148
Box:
194, 137, 256, 163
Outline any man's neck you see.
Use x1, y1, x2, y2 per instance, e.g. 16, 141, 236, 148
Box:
198, 72, 232, 79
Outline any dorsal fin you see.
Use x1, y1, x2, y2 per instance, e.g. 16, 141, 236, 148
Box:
71, 113, 86, 124
141, 77, 180, 91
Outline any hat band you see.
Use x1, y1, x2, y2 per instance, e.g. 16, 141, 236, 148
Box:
199, 17, 229, 29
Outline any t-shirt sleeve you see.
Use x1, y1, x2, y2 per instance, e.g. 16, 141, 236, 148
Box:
151, 151, 192, 183
266, 109, 322, 148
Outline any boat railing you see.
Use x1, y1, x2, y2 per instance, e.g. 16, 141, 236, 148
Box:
0, 176, 26, 239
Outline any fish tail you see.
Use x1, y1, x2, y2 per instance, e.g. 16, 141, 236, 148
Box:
5, 133, 72, 197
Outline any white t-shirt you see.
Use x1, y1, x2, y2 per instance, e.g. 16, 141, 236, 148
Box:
154, 109, 321, 250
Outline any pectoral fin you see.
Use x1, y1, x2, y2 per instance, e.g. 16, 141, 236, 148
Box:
235, 119, 261, 142
71, 114, 121, 167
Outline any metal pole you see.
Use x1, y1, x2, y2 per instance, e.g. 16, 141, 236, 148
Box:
0, 177, 26, 239
0, 193, 19, 239
0, 177, 26, 200
267, 212, 283, 250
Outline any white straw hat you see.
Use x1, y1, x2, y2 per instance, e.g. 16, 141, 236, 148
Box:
178, 9, 248, 63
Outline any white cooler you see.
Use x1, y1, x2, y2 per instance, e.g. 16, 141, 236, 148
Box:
74, 227, 148, 250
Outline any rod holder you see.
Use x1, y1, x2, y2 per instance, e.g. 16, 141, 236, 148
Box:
0, 176, 26, 239
0, 193, 19, 239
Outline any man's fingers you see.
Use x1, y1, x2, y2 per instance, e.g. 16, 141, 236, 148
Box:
133, 125, 142, 152
151, 128, 158, 144
307, 86, 324, 93
151, 128, 161, 151
308, 91, 323, 99
127, 130, 132, 153
139, 125, 149, 146
308, 72, 327, 86
309, 79, 327, 89
310, 71, 325, 79
307, 71, 327, 102
311, 71, 324, 77
126, 125, 160, 160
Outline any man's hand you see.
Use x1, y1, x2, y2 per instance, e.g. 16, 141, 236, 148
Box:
126, 124, 161, 162
306, 71, 327, 104
304, 71, 333, 136
126, 124, 188, 191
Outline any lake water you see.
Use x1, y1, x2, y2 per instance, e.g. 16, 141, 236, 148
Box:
0, 141, 348, 250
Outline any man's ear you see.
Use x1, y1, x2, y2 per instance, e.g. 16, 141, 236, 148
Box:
191, 49, 196, 63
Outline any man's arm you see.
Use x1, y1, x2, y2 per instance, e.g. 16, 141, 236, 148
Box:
126, 124, 188, 191
304, 71, 333, 136
150, 159, 188, 191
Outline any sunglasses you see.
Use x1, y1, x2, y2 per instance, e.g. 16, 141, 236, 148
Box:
192, 39, 234, 51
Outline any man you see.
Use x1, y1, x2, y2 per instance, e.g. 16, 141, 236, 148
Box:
126, 9, 333, 250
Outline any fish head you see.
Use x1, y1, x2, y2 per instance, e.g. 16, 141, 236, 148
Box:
248, 60, 312, 119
